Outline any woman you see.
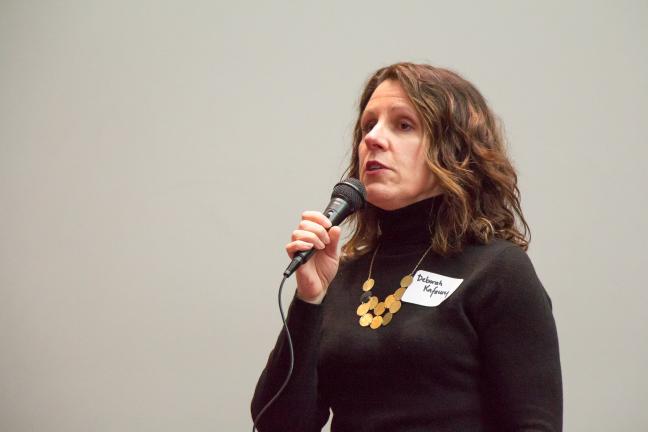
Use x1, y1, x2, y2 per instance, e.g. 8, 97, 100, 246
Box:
251, 63, 562, 431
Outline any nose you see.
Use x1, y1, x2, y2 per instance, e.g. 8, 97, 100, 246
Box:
363, 122, 388, 151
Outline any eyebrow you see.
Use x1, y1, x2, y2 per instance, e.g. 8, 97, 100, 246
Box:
361, 103, 418, 121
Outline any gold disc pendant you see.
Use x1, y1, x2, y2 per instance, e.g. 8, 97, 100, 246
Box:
357, 302, 371, 316
370, 315, 383, 329
394, 287, 406, 300
400, 275, 413, 287
373, 302, 386, 316
389, 300, 402, 314
362, 279, 375, 292
382, 312, 393, 326
368, 296, 379, 309
359, 313, 373, 327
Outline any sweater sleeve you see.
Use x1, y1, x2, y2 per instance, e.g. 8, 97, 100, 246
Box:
469, 246, 563, 432
250, 294, 330, 432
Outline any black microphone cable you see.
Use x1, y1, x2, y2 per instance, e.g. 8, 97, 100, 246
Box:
252, 179, 365, 431
251, 275, 293, 432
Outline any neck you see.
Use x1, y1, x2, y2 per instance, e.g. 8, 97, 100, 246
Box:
371, 196, 441, 250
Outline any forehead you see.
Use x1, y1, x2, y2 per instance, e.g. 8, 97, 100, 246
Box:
363, 80, 414, 113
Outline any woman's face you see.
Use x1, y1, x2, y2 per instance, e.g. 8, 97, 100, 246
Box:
358, 79, 441, 210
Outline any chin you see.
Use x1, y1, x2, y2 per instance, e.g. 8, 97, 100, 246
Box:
366, 187, 398, 210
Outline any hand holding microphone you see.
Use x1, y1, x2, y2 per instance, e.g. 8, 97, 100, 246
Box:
284, 179, 366, 304
252, 179, 366, 431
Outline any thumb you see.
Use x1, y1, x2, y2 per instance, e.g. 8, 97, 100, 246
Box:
324, 226, 342, 258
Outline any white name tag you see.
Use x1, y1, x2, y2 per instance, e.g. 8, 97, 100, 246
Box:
400, 270, 464, 307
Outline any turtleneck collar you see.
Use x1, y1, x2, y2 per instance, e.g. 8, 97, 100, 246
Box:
371, 195, 441, 249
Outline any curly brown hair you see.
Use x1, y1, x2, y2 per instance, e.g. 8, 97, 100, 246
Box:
340, 62, 530, 260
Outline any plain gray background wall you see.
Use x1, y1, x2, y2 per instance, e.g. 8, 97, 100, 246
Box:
1, 0, 646, 430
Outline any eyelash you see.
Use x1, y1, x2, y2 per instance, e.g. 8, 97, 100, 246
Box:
399, 120, 413, 131
361, 121, 376, 134
361, 119, 414, 134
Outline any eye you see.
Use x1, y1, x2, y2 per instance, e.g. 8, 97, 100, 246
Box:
399, 119, 414, 131
361, 120, 376, 134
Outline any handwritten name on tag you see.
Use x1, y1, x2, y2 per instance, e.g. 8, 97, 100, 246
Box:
400, 270, 464, 307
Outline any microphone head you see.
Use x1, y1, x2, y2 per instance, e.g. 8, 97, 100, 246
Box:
332, 178, 367, 211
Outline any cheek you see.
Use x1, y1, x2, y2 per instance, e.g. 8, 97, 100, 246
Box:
357, 144, 366, 160
401, 147, 426, 175
410, 163, 430, 186
410, 140, 431, 178
357, 142, 373, 174
405, 153, 434, 188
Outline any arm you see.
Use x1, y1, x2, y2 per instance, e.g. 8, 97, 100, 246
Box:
250, 295, 330, 432
470, 246, 563, 431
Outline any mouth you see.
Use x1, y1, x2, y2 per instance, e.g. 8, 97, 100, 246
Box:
364, 160, 389, 174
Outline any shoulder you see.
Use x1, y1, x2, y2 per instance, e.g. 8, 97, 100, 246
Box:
461, 239, 553, 318
460, 238, 537, 279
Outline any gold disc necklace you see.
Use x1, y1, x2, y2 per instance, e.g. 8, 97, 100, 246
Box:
356, 243, 434, 329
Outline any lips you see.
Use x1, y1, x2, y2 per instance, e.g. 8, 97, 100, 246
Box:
365, 160, 389, 171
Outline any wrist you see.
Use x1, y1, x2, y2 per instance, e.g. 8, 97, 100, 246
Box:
296, 290, 326, 305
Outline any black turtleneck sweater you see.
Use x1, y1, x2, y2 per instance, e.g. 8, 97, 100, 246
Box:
251, 197, 562, 431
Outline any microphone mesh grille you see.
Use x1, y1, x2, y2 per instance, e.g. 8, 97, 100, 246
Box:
332, 178, 366, 211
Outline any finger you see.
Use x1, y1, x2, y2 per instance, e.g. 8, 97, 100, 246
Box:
298, 219, 331, 245
301, 211, 332, 230
285, 240, 314, 259
324, 226, 342, 257
291, 229, 326, 250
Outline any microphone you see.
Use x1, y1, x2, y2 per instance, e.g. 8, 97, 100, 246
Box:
283, 178, 366, 278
